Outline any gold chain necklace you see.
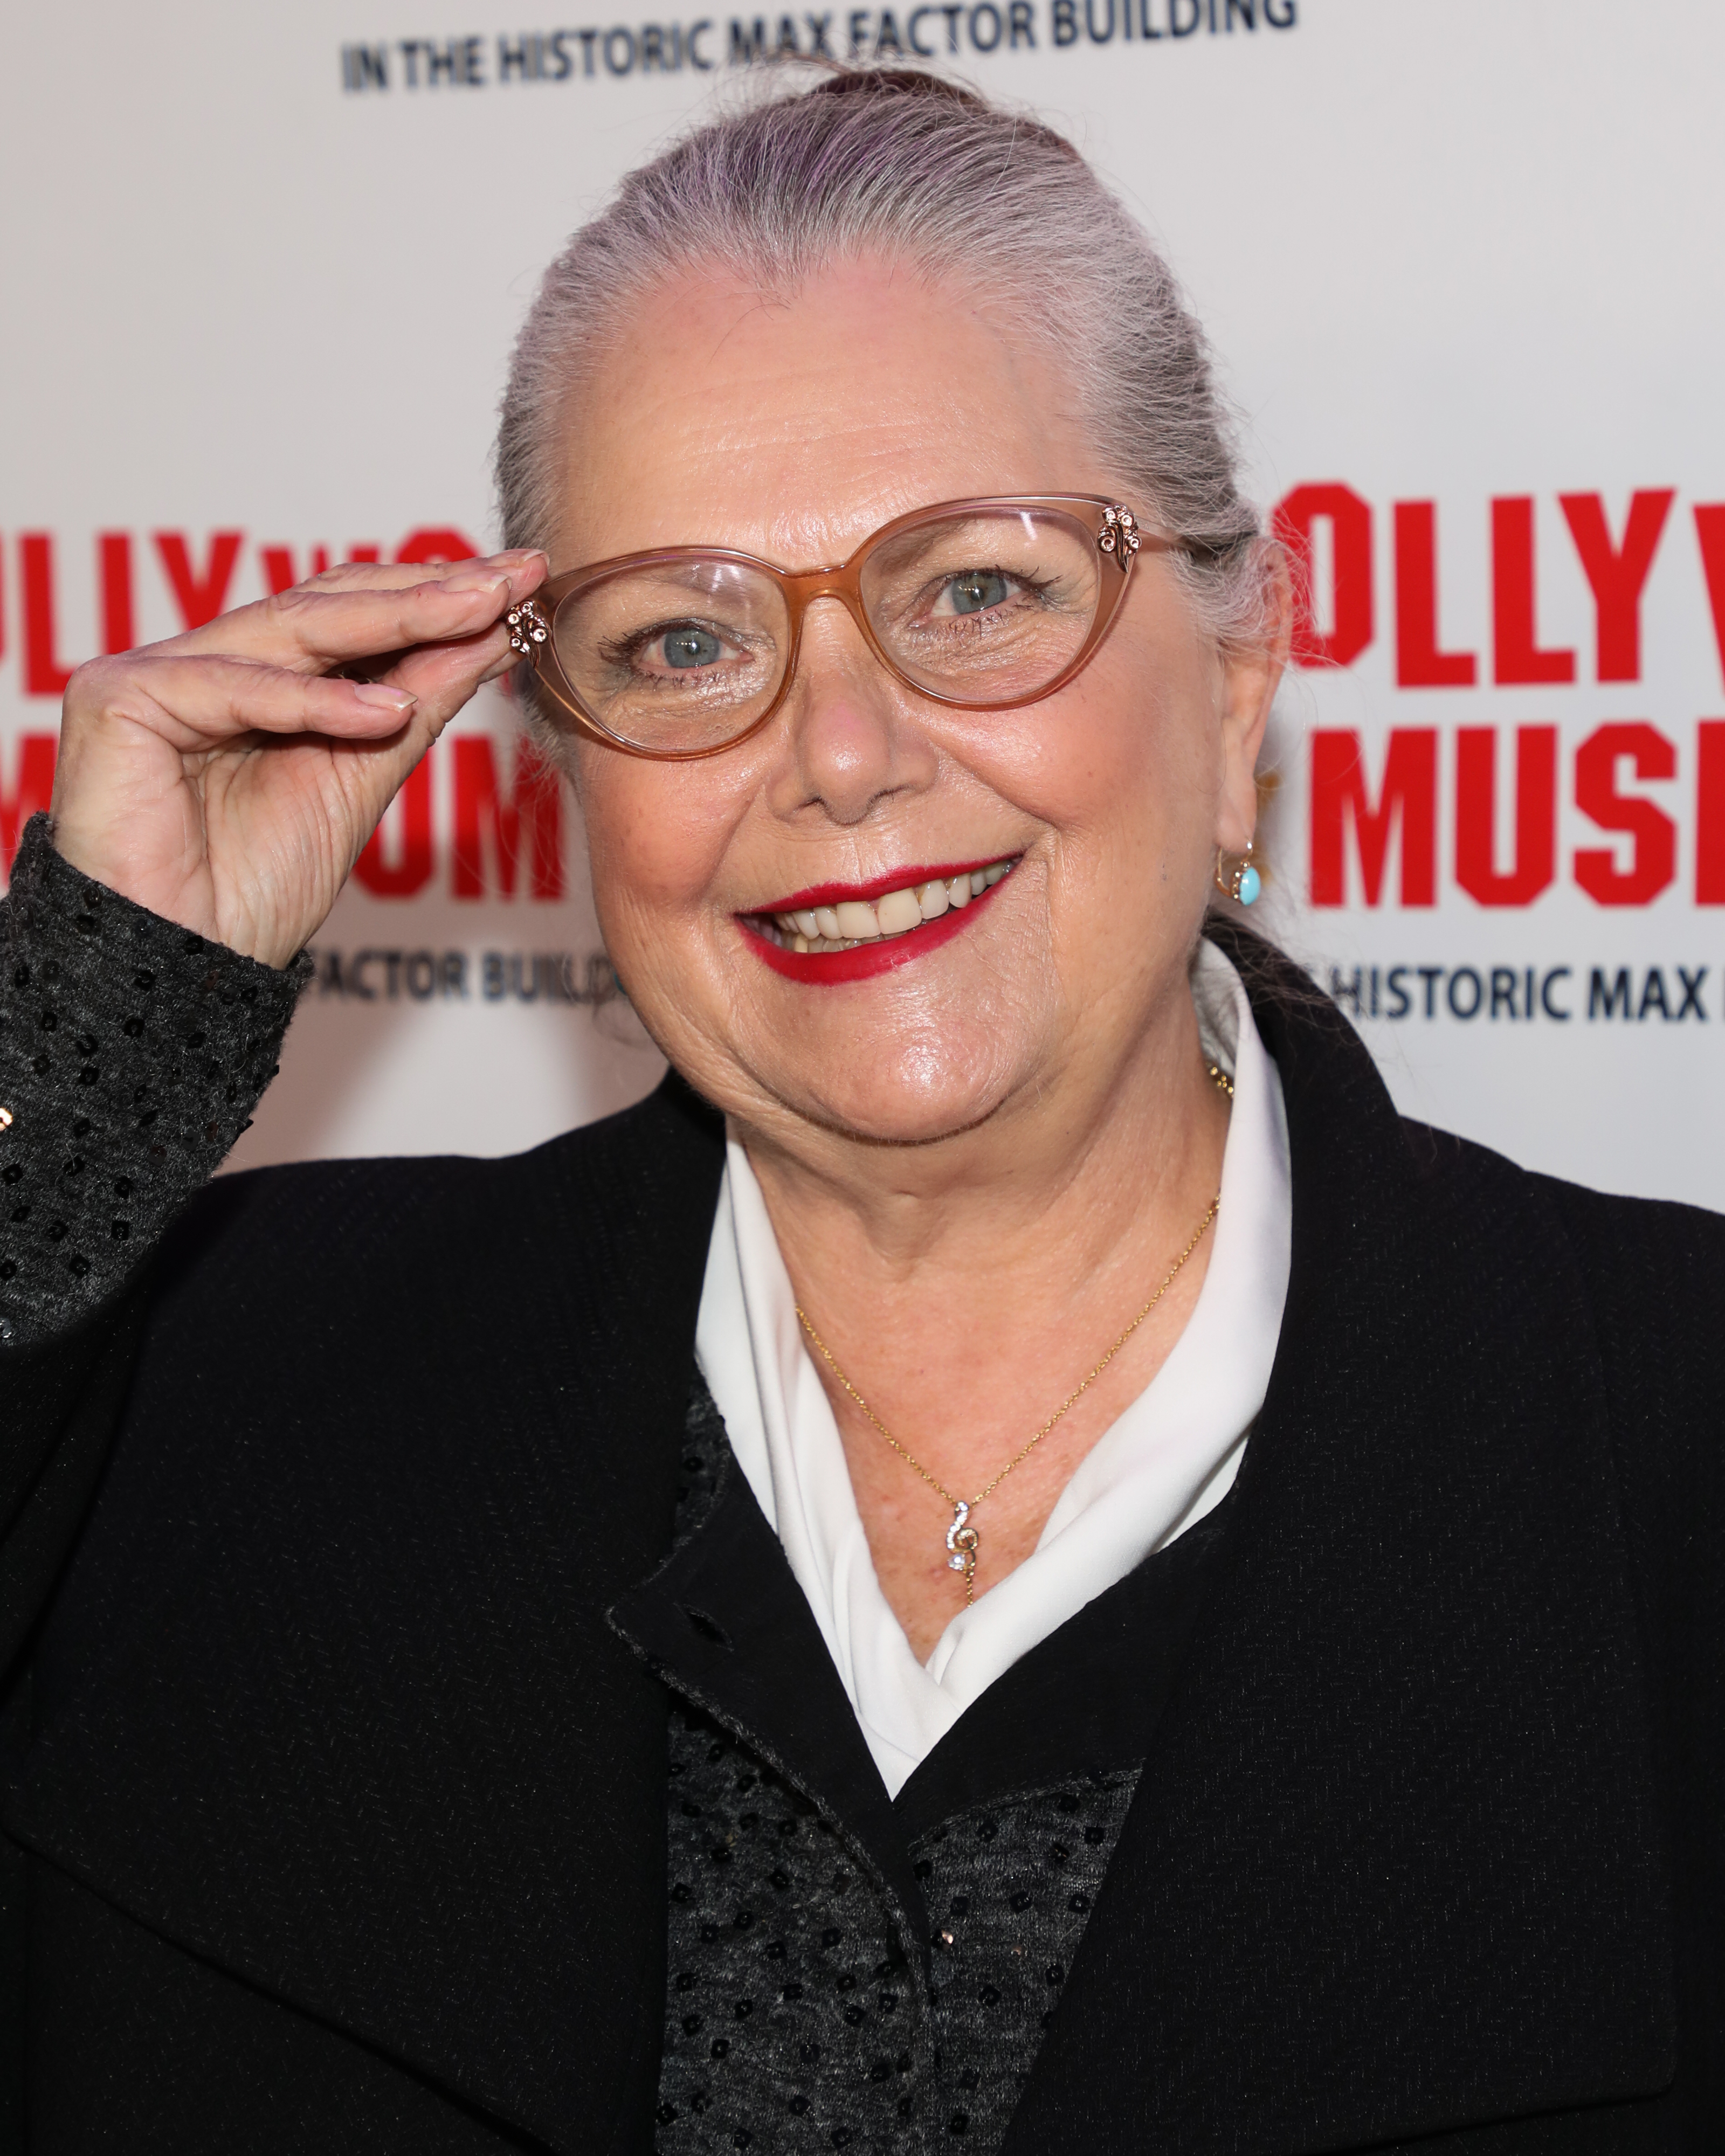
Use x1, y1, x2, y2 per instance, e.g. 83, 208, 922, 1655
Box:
794, 1060, 1234, 1605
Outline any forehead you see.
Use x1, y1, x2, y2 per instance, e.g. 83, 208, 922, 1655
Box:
554, 256, 1105, 570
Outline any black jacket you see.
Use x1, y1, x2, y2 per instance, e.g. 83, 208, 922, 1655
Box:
0, 937, 1719, 2153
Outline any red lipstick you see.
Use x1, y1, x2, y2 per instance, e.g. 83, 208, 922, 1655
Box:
756, 860, 1008, 913
741, 861, 1015, 985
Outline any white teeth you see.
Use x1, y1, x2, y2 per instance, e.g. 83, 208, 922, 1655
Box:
834, 900, 880, 940
875, 887, 922, 936
763, 859, 1015, 952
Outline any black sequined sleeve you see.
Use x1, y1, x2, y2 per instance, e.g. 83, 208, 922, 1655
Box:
0, 814, 309, 1350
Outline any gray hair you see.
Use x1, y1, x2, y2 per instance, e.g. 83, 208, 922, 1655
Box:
496, 67, 1271, 666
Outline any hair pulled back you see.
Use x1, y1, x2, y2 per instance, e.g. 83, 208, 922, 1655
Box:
496, 67, 1271, 653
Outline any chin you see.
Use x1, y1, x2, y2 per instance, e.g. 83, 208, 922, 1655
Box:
636, 951, 1050, 1149
779, 1034, 1025, 1150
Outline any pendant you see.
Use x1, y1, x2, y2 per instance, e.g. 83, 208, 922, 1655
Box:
945, 1499, 981, 1594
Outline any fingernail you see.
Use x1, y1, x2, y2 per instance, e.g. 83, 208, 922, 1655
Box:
494, 548, 547, 565
438, 567, 510, 596
353, 683, 418, 712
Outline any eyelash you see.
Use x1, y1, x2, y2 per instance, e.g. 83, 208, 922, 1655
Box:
590, 564, 1062, 691
913, 569, 1057, 626
601, 620, 758, 682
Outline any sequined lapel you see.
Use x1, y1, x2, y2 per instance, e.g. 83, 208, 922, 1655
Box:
608, 1423, 928, 1952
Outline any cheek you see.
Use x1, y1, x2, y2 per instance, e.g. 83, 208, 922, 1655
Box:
976, 632, 1224, 975
991, 651, 1217, 870
576, 748, 733, 948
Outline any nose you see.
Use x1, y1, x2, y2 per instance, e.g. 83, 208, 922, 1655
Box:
767, 595, 938, 828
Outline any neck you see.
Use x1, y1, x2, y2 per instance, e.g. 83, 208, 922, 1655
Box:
733, 963, 1230, 1476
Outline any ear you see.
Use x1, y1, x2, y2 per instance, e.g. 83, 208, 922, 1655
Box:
1213, 543, 1291, 855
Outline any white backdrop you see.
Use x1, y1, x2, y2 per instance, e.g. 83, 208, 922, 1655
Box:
4, 0, 1722, 1203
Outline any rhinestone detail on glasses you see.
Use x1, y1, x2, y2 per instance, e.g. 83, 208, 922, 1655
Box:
506, 597, 550, 659
1098, 504, 1140, 565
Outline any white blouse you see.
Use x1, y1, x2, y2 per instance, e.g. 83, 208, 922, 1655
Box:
694, 943, 1292, 1798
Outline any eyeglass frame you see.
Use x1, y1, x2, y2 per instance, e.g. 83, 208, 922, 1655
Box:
506, 493, 1229, 762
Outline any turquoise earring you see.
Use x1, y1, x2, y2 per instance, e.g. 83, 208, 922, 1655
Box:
1216, 840, 1260, 907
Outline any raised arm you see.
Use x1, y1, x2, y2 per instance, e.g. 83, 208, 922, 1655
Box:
0, 548, 547, 1664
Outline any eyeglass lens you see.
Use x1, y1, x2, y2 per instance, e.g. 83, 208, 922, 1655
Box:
550, 506, 1106, 754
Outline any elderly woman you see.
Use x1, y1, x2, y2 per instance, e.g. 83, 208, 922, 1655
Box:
0, 65, 1716, 2156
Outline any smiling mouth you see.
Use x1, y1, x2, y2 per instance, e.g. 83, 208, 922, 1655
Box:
747, 858, 1018, 953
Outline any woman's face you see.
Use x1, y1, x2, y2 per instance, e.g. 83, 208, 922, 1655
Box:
554, 259, 1278, 1150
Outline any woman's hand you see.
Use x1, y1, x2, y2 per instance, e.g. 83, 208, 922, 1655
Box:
49, 551, 548, 968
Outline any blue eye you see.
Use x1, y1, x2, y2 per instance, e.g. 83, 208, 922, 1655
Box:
948, 571, 1011, 615
661, 625, 723, 668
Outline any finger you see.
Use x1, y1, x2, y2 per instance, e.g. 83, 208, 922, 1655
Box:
167, 550, 549, 673
280, 548, 548, 603
66, 653, 424, 750
314, 612, 521, 734
253, 552, 547, 673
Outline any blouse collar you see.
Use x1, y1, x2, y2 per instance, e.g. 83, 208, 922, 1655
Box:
695, 941, 1292, 1796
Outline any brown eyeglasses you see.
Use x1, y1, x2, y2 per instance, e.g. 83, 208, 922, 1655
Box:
506, 494, 1211, 761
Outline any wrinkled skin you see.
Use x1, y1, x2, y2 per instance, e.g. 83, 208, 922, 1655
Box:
557, 261, 1284, 1655
52, 253, 1284, 1660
